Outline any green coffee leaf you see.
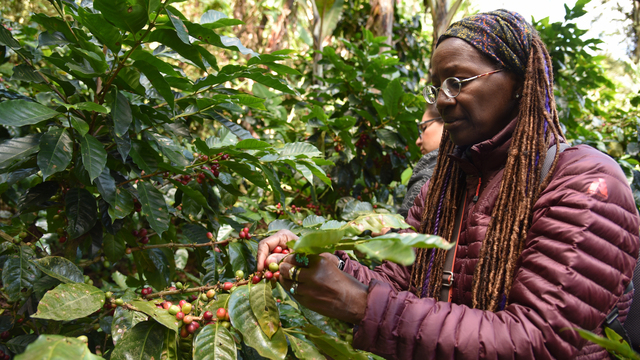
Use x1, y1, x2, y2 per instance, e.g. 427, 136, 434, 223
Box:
0, 134, 42, 169
80, 134, 107, 182
286, 333, 325, 360
292, 229, 344, 254
32, 283, 105, 321
0, 99, 59, 126
0, 25, 20, 49
193, 323, 237, 360
37, 128, 73, 181
75, 7, 122, 53
112, 90, 132, 137
228, 286, 287, 359
129, 300, 180, 331
104, 233, 126, 263
111, 321, 165, 360
94, 0, 148, 34
2, 251, 40, 302
166, 8, 190, 44
31, 256, 83, 283
302, 324, 368, 360
111, 307, 148, 345
302, 215, 326, 228
342, 213, 411, 236
14, 335, 103, 360
138, 181, 170, 236
6, 334, 39, 354
134, 60, 175, 108
229, 241, 257, 275
130, 140, 159, 174
65, 188, 98, 239
249, 282, 279, 339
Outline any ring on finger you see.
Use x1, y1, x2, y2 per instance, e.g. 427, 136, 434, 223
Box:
290, 282, 298, 295
292, 267, 301, 282
288, 266, 297, 281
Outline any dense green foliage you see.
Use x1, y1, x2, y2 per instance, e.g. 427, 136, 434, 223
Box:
0, 0, 638, 358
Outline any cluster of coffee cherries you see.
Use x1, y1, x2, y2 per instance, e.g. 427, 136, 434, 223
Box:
131, 228, 149, 244
355, 133, 370, 148
392, 149, 407, 160
238, 227, 251, 239
274, 203, 284, 216
133, 198, 142, 213
0, 348, 11, 360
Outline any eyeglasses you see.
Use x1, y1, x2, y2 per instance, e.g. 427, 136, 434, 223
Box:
417, 117, 441, 137
422, 69, 503, 104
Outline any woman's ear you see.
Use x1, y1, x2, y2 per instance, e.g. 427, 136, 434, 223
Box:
514, 81, 524, 100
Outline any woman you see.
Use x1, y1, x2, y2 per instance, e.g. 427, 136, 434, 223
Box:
398, 105, 444, 218
257, 10, 639, 359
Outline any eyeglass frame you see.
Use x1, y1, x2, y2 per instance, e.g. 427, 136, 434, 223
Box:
422, 69, 503, 104
417, 117, 441, 138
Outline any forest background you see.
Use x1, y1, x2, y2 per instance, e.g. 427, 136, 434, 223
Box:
0, 0, 639, 359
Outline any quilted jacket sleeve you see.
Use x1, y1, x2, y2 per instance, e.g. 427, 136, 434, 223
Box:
351, 145, 640, 359
337, 181, 431, 291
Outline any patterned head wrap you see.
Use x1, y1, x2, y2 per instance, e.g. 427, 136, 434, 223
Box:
437, 10, 534, 78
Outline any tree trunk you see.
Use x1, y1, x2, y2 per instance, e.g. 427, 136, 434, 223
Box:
365, 0, 394, 48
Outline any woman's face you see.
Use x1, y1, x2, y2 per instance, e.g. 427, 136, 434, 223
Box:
431, 38, 522, 147
416, 110, 444, 155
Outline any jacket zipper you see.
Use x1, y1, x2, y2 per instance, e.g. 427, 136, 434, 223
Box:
472, 177, 481, 202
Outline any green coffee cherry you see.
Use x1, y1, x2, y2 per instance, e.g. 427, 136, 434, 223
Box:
115, 299, 124, 306
168, 305, 180, 315
105, 291, 113, 299
235, 270, 245, 279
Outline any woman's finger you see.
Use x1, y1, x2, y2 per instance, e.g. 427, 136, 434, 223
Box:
256, 230, 298, 271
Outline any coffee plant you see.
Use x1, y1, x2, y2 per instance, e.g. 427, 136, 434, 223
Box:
0, 0, 453, 358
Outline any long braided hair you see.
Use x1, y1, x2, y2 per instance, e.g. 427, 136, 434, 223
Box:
409, 10, 566, 311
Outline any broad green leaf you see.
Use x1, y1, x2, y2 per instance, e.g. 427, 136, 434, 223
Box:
163, 328, 179, 360
108, 187, 134, 221
95, 168, 117, 205
75, 7, 122, 53
342, 213, 411, 236
340, 200, 374, 221
193, 323, 237, 360
37, 128, 72, 181
302, 324, 368, 360
569, 327, 640, 360
104, 233, 126, 263
220, 161, 268, 188
286, 333, 326, 360
353, 234, 451, 266
245, 72, 295, 94
134, 60, 175, 108
319, 220, 347, 230
112, 90, 132, 137
278, 142, 322, 160
168, 179, 214, 212
260, 164, 286, 208
14, 335, 103, 360
302, 215, 326, 228
0, 134, 42, 169
18, 181, 58, 212
293, 229, 344, 254
111, 321, 165, 360
94, 0, 149, 33
249, 282, 279, 339
80, 134, 108, 182
6, 334, 39, 354
69, 116, 90, 137
130, 141, 159, 174
130, 49, 181, 77
11, 64, 43, 83
32, 283, 105, 321
0, 26, 20, 49
74, 102, 109, 114
200, 10, 244, 28
111, 307, 148, 344
299, 306, 337, 337
65, 188, 98, 239
166, 8, 190, 44
205, 110, 253, 140
228, 286, 288, 360
267, 219, 298, 232
138, 181, 170, 236
383, 78, 403, 117
203, 293, 230, 313
229, 241, 257, 275
129, 300, 180, 331
2, 250, 40, 302
31, 256, 83, 283
184, 22, 256, 56
235, 139, 270, 149
149, 29, 206, 70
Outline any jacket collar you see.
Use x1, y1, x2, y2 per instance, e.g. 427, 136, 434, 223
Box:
449, 117, 518, 177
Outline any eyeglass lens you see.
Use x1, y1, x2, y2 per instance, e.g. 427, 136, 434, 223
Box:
423, 78, 462, 104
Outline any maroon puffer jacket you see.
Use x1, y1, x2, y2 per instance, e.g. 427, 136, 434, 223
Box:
339, 120, 640, 359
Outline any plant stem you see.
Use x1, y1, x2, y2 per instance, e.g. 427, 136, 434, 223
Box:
128, 240, 229, 252
144, 279, 249, 299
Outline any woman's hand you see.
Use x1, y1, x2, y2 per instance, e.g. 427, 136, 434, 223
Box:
256, 229, 299, 272
278, 253, 368, 324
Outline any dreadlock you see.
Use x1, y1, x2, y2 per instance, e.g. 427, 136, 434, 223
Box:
410, 27, 565, 310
